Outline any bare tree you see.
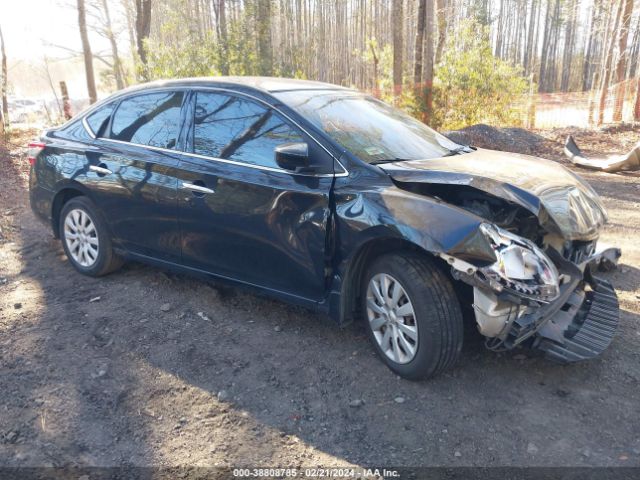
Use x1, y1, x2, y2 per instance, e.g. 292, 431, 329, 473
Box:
422, 0, 434, 122
634, 77, 640, 121
0, 23, 7, 132
217, 0, 229, 75
597, 0, 624, 125
538, 0, 552, 92
122, 0, 138, 66
413, 0, 426, 86
582, 0, 600, 91
42, 56, 63, 119
94, 0, 126, 89
612, 0, 634, 122
392, 0, 403, 101
434, 0, 446, 64
77, 0, 98, 104
55, 0, 639, 126
523, 0, 537, 75
256, 0, 273, 76
560, 0, 577, 92
135, 0, 152, 79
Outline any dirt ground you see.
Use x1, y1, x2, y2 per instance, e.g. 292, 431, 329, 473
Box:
0, 125, 639, 471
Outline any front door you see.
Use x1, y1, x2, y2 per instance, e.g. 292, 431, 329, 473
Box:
176, 90, 335, 301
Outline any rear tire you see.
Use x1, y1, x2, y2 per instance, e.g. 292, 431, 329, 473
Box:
362, 252, 463, 380
59, 196, 123, 277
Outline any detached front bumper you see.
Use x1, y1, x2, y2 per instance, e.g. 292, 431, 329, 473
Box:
451, 246, 621, 362
534, 275, 619, 362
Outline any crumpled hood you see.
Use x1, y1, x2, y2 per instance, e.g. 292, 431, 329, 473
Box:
379, 148, 608, 240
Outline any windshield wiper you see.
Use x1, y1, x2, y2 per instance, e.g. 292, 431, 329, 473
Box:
443, 146, 471, 157
370, 157, 412, 165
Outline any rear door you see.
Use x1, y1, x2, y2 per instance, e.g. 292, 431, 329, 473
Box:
176, 90, 336, 301
88, 90, 187, 262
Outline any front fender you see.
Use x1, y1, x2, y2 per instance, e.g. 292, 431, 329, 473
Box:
325, 184, 497, 324
335, 185, 496, 265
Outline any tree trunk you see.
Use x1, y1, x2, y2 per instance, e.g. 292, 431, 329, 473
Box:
634, 77, 640, 120
597, 0, 624, 125
0, 24, 8, 131
77, 0, 97, 104
422, 0, 434, 122
135, 0, 152, 79
582, 0, 599, 91
495, 0, 504, 57
218, 0, 229, 75
612, 0, 634, 122
413, 0, 426, 86
560, 0, 577, 92
122, 0, 138, 71
434, 0, 446, 64
628, 16, 640, 78
101, 0, 125, 89
257, 0, 273, 76
392, 0, 403, 101
538, 0, 552, 92
545, 0, 561, 91
523, 0, 537, 75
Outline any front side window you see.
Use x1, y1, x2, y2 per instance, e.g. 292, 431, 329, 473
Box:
85, 102, 115, 137
110, 91, 184, 149
274, 90, 460, 164
193, 92, 304, 169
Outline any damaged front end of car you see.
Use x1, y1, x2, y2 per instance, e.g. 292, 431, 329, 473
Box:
381, 149, 622, 362
439, 224, 620, 362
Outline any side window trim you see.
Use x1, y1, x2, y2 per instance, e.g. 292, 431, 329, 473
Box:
82, 117, 97, 139
185, 88, 345, 178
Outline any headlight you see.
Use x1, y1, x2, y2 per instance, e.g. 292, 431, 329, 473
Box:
478, 223, 559, 302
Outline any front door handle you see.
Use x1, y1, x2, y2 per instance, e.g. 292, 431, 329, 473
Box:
180, 182, 215, 195
89, 164, 112, 176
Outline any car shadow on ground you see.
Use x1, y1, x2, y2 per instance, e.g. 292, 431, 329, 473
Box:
6, 223, 640, 468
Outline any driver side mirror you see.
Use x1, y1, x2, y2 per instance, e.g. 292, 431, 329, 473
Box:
275, 142, 313, 173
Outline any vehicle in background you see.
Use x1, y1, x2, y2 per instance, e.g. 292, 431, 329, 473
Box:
8, 98, 46, 124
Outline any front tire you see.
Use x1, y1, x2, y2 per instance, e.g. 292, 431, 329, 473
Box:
59, 196, 123, 276
362, 252, 463, 380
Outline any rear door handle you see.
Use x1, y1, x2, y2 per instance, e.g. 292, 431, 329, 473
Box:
89, 165, 112, 175
180, 182, 215, 195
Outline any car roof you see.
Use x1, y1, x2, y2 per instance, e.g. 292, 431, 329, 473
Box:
118, 76, 354, 95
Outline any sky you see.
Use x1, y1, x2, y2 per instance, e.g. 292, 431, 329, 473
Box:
2, 0, 106, 59
1, 0, 127, 98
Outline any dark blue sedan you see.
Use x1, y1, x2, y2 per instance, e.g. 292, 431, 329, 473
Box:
29, 77, 620, 379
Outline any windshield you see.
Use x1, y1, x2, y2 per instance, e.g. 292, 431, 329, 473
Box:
274, 89, 461, 164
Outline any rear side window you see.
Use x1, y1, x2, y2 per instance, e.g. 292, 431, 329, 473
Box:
85, 102, 115, 137
193, 92, 303, 169
110, 91, 184, 149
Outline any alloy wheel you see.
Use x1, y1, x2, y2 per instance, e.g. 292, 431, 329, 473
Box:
366, 273, 418, 364
63, 208, 99, 267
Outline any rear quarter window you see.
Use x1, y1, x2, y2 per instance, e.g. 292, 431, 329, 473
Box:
53, 120, 92, 141
85, 102, 115, 137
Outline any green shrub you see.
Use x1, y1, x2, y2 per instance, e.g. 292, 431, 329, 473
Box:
432, 19, 530, 130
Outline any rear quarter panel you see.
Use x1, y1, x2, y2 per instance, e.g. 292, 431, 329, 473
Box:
29, 124, 95, 229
